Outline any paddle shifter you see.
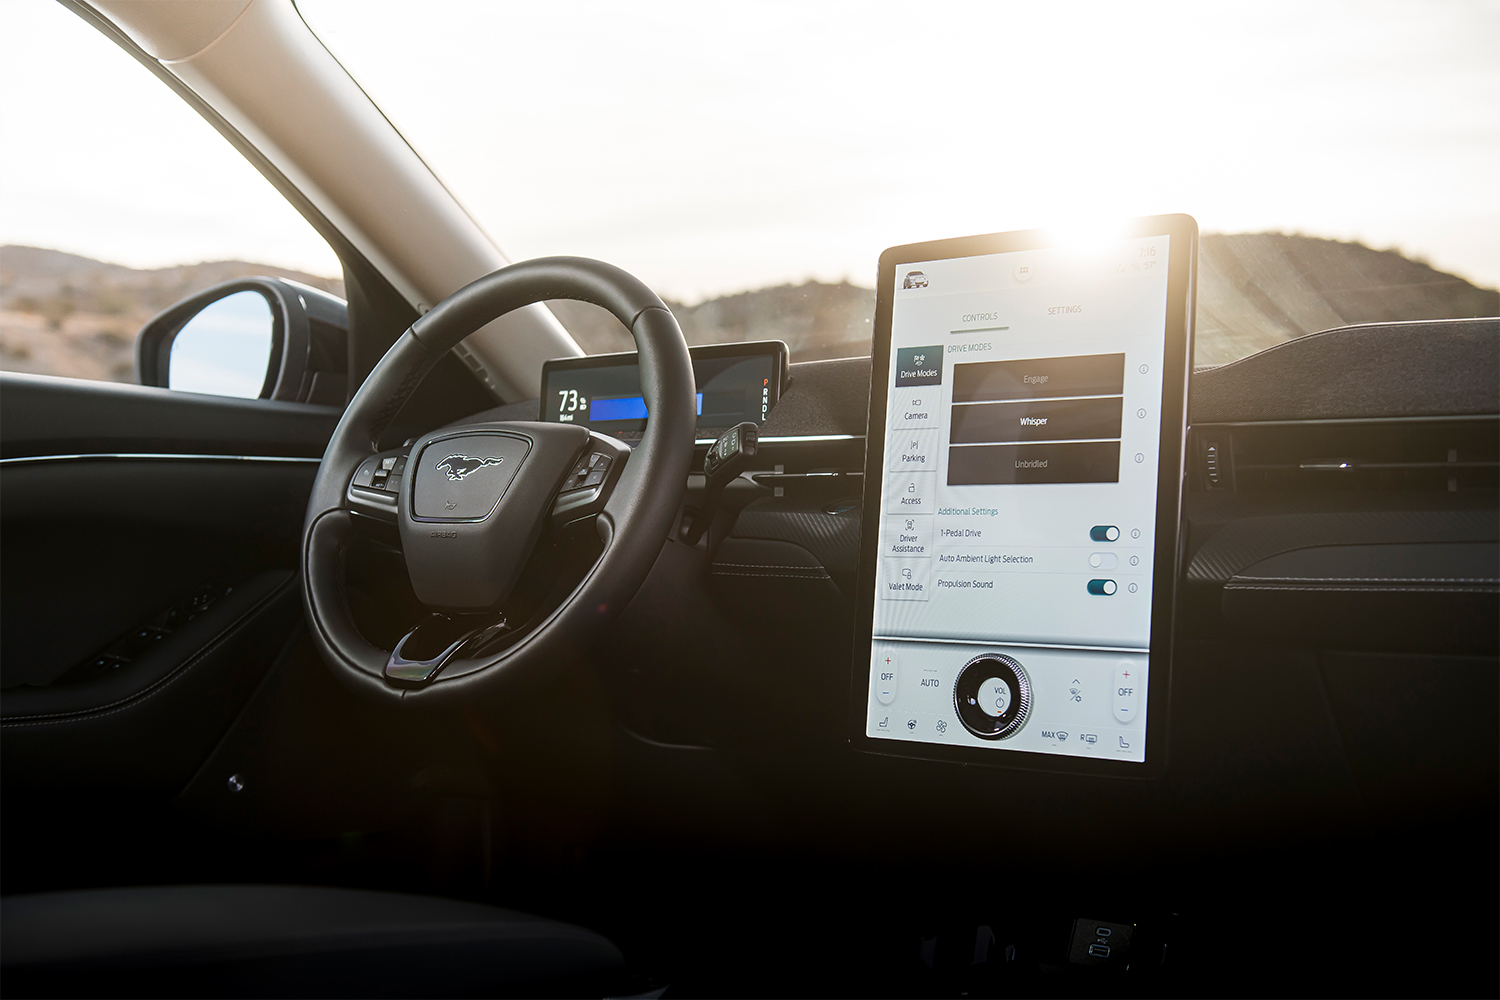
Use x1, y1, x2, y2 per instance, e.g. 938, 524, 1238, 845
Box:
682, 421, 758, 546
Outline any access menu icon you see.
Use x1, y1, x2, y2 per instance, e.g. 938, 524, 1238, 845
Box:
894, 345, 943, 387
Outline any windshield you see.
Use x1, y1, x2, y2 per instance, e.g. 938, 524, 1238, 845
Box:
315, 2, 1495, 364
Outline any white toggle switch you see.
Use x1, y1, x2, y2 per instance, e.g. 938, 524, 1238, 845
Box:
1113, 663, 1140, 724
1088, 552, 1119, 570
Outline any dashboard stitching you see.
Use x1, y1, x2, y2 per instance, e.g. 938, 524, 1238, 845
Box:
711, 569, 831, 579
1233, 576, 1499, 584
1224, 583, 1498, 593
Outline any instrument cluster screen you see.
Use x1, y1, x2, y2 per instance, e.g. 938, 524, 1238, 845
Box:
864, 232, 1185, 767
541, 342, 785, 443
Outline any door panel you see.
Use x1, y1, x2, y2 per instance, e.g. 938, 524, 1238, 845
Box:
0, 373, 334, 795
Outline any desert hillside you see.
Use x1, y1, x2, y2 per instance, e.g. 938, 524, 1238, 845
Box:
3, 235, 1494, 384
554, 233, 1498, 366
0, 246, 343, 383
1195, 233, 1497, 366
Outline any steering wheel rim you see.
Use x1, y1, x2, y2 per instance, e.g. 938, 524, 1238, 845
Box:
301, 257, 695, 705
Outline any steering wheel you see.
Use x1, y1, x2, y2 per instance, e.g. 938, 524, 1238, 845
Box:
300, 258, 695, 705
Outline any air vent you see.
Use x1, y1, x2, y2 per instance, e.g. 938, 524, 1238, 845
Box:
1190, 417, 1499, 493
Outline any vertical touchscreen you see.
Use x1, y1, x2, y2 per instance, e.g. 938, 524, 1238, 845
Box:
865, 235, 1174, 763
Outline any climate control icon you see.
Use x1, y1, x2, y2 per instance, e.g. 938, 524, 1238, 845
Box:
954, 653, 1032, 740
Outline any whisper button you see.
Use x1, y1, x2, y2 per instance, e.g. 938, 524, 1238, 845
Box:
1087, 579, 1118, 596
1090, 525, 1120, 542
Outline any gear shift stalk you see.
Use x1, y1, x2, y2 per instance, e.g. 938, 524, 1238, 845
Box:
682, 421, 758, 546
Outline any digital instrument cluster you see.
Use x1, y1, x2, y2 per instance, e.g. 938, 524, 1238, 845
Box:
540, 341, 787, 443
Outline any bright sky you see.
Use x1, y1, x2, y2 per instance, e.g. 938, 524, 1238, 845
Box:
3, 0, 1497, 302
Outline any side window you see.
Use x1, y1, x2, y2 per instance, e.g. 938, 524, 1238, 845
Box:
0, 0, 342, 392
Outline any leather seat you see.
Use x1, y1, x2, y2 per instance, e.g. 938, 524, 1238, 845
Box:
0, 884, 624, 998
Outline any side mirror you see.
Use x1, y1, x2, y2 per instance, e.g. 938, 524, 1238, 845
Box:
136, 277, 349, 404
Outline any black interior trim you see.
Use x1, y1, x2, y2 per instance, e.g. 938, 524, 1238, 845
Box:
1, 884, 623, 998
1191, 317, 1498, 422
0, 373, 339, 460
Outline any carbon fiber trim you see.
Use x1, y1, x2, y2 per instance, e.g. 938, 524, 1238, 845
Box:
729, 498, 861, 583
1186, 509, 1499, 584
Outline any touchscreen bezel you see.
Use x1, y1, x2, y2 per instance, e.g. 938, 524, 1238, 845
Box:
540, 340, 789, 442
849, 215, 1197, 778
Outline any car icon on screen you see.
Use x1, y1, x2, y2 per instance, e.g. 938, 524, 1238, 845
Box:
902, 270, 928, 289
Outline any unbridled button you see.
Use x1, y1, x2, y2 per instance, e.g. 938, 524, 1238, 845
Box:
1112, 664, 1141, 724
979, 676, 1011, 718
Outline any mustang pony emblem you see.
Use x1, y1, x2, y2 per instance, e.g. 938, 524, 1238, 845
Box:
436, 454, 504, 481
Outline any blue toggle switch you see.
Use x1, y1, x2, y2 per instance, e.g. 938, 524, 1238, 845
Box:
1087, 579, 1118, 596
1090, 525, 1120, 542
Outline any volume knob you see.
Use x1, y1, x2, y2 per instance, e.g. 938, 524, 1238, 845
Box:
954, 654, 1032, 740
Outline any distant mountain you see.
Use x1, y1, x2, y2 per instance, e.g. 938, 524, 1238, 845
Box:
1195, 234, 1498, 366
0, 245, 343, 316
547, 280, 875, 362
3, 236, 1494, 385
550, 234, 1498, 368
